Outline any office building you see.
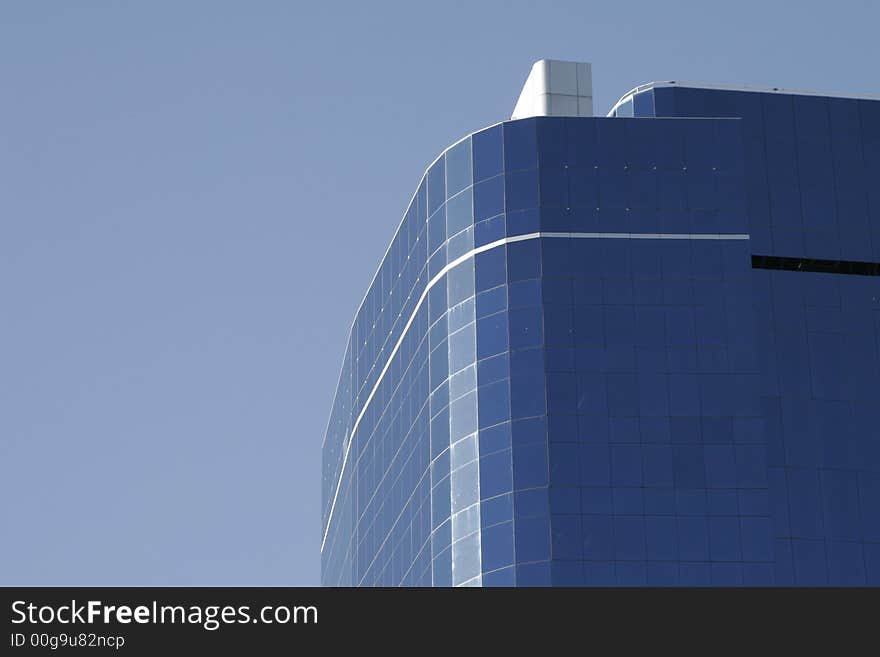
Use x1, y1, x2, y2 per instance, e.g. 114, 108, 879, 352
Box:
322, 60, 880, 586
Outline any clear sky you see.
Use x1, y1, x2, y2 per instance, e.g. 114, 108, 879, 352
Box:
1, 0, 877, 586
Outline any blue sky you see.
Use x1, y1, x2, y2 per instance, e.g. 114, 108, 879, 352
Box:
1, 1, 877, 585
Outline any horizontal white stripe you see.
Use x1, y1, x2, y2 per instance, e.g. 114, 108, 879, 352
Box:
321, 230, 751, 552
538, 231, 750, 240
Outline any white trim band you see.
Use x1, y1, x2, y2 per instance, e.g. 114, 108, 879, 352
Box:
321, 230, 751, 552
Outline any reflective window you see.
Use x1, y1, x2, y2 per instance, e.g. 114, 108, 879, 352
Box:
615, 97, 633, 117
446, 137, 472, 198
473, 124, 503, 183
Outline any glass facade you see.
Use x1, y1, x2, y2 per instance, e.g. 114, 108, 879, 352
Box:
323, 86, 880, 586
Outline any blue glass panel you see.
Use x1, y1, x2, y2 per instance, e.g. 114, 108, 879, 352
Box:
474, 174, 504, 221
481, 492, 513, 527
475, 248, 506, 292
633, 90, 655, 117
515, 515, 551, 562
508, 278, 541, 308
826, 541, 865, 585
516, 561, 551, 586
480, 448, 513, 500
482, 566, 516, 586
474, 213, 505, 247
540, 166, 568, 208
549, 442, 578, 484
616, 563, 647, 587
506, 207, 540, 235
506, 239, 541, 281
647, 563, 678, 586
579, 445, 610, 486
615, 99, 633, 118
550, 515, 582, 560
549, 486, 580, 514
566, 120, 597, 167
446, 136, 472, 198
476, 284, 506, 319
476, 312, 509, 360
678, 563, 711, 586
792, 539, 827, 585
677, 517, 709, 561
613, 517, 645, 560
446, 187, 473, 237
481, 521, 515, 571
551, 561, 585, 586
509, 305, 543, 350
473, 124, 503, 183
509, 348, 546, 418
583, 562, 616, 585
478, 380, 511, 429
505, 168, 539, 211
537, 117, 567, 167
515, 487, 549, 517
504, 119, 538, 171
513, 443, 548, 489
652, 87, 676, 116
646, 517, 676, 561
427, 155, 446, 217
427, 205, 446, 255
478, 413, 512, 453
